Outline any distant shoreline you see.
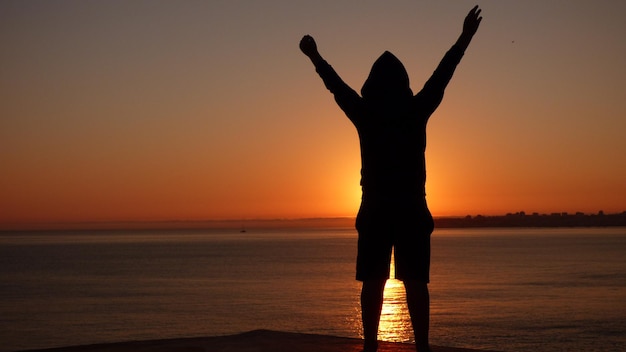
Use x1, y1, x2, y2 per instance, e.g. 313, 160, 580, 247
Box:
2, 211, 625, 232
435, 211, 626, 228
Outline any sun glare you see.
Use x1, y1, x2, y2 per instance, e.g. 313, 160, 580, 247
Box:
329, 170, 362, 217
346, 182, 362, 213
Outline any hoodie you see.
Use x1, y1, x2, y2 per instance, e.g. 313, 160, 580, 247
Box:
314, 45, 465, 201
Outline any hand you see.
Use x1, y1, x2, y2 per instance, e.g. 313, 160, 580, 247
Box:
299, 35, 318, 58
463, 5, 482, 37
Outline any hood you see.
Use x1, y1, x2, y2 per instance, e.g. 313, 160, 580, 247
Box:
361, 51, 413, 101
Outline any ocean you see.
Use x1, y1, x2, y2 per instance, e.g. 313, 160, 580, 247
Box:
1, 227, 624, 352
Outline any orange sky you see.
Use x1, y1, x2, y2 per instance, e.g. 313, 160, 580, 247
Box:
1, 1, 625, 228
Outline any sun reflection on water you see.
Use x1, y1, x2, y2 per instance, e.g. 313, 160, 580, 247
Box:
350, 251, 415, 343
378, 251, 414, 343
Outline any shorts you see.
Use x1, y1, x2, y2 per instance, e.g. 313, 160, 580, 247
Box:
355, 196, 434, 282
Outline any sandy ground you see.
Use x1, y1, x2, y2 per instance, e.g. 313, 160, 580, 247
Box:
19, 329, 502, 352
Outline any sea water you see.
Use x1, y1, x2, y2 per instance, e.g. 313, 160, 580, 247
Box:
0, 227, 624, 352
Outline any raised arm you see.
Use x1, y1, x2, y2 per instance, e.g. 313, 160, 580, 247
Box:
300, 35, 362, 120
300, 35, 324, 66
455, 5, 483, 52
418, 6, 483, 106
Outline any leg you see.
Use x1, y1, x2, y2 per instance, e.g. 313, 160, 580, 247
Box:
361, 279, 386, 352
396, 201, 433, 351
355, 199, 393, 351
404, 279, 430, 352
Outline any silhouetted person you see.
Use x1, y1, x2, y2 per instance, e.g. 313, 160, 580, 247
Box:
300, 6, 482, 352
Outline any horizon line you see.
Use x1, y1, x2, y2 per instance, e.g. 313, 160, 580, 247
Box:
2, 210, 625, 232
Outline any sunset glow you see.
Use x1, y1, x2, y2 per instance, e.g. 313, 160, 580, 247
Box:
1, 1, 625, 229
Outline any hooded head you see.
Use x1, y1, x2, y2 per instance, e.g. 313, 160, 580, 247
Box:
361, 51, 413, 103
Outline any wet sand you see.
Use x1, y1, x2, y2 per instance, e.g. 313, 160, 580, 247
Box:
20, 329, 501, 352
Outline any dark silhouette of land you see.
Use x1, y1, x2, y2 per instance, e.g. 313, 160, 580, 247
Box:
435, 211, 626, 228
